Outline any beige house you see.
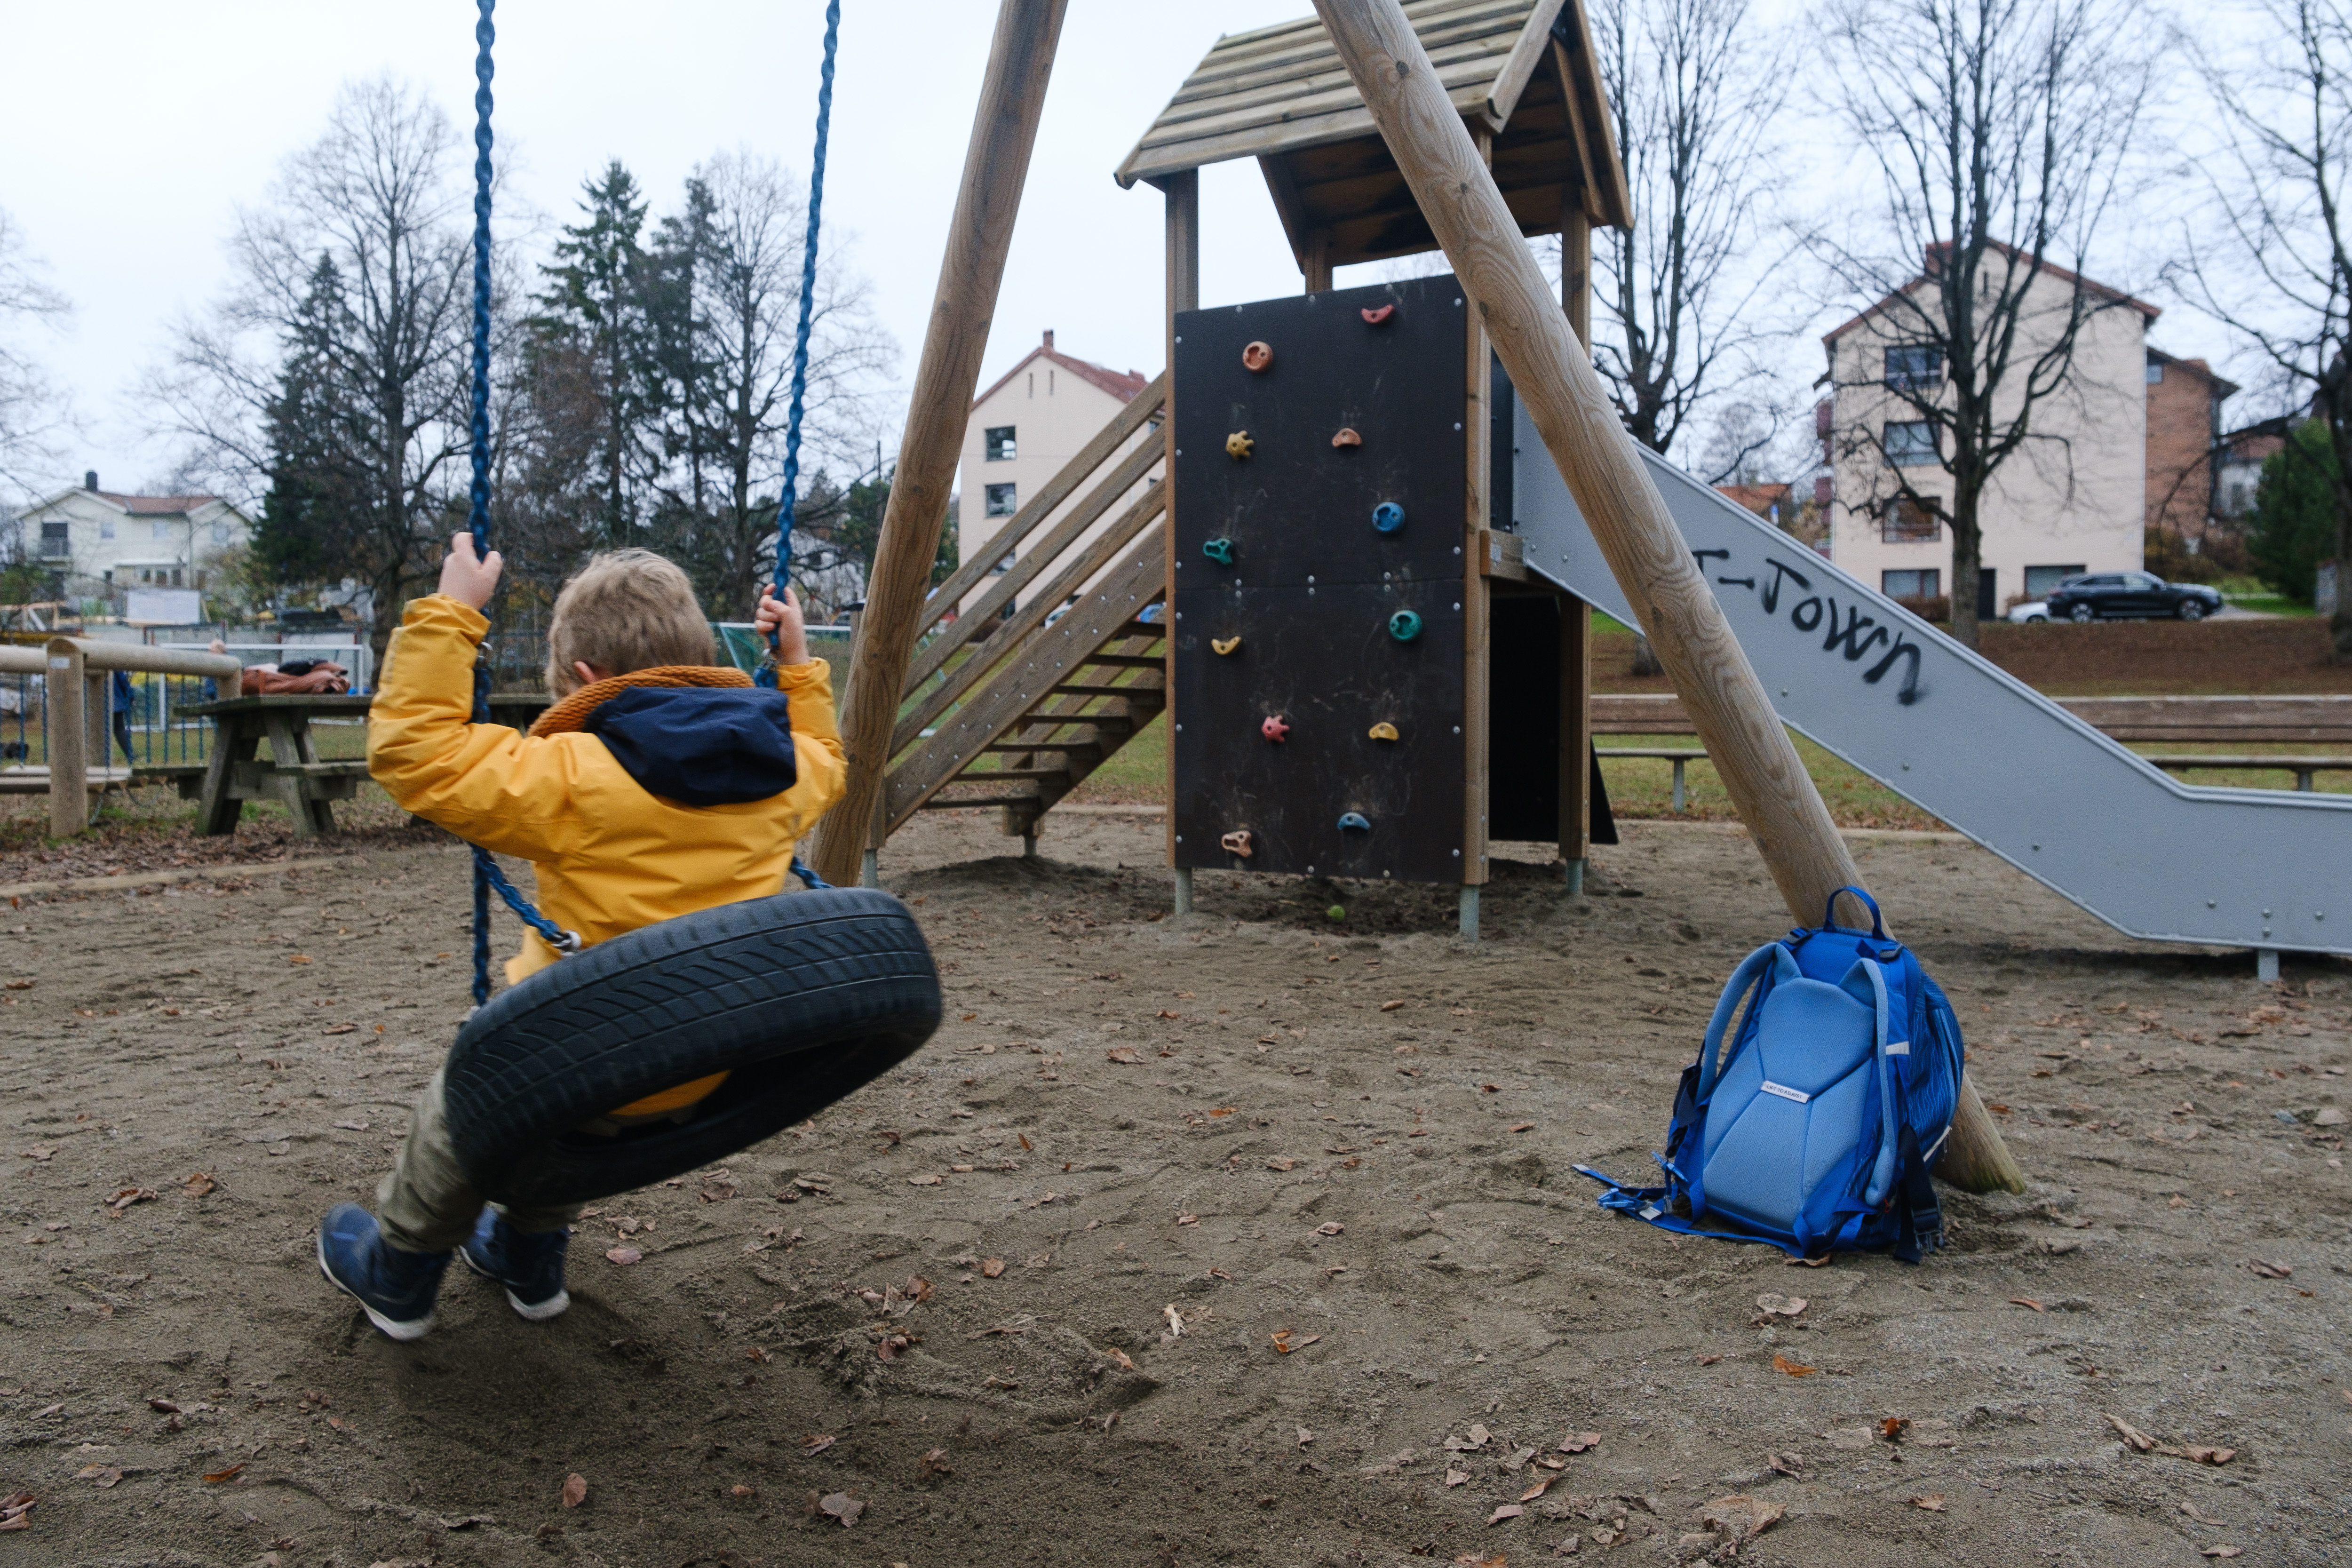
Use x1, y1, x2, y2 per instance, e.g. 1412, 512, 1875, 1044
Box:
956, 331, 1151, 606
1820, 254, 2155, 615
10, 472, 252, 610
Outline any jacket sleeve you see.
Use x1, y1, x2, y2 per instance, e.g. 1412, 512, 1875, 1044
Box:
368, 595, 583, 862
772, 658, 847, 836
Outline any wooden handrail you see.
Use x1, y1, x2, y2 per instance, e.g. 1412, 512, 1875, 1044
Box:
902, 433, 1165, 696
890, 481, 1168, 755
914, 369, 1168, 633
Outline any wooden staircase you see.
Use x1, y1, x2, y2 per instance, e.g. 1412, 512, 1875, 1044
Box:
878, 374, 1169, 845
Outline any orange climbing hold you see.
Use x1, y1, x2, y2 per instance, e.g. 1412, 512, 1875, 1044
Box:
1331, 428, 1361, 448
1241, 341, 1274, 373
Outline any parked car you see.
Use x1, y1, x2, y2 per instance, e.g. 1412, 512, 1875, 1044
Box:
2043, 572, 2224, 622
2007, 600, 2050, 623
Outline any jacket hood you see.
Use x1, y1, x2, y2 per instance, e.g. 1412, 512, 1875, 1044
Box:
582, 686, 799, 807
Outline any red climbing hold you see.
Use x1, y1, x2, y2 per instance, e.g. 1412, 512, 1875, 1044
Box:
1360, 304, 1396, 325
1261, 716, 1291, 743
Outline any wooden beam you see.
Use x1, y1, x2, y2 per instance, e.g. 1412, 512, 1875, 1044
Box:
1311, 0, 2024, 1196
1462, 126, 1494, 891
810, 0, 1070, 888
1560, 202, 1592, 347
1164, 170, 1199, 872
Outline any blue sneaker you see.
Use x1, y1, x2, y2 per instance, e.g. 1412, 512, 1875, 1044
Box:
317, 1203, 449, 1341
459, 1209, 572, 1321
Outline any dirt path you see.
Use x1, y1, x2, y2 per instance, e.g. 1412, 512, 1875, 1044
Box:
1, 811, 2346, 1566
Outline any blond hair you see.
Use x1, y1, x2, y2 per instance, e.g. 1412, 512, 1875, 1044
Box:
545, 549, 715, 696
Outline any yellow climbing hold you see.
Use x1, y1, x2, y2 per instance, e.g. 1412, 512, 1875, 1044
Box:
1225, 430, 1254, 459
1211, 636, 1242, 656
1367, 722, 1399, 741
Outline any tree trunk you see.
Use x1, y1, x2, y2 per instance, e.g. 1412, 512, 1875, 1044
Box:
1948, 492, 1982, 651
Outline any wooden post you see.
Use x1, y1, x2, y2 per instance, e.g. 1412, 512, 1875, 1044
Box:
1165, 168, 1199, 913
808, 0, 1070, 888
1559, 194, 1595, 889
46, 637, 86, 837
1302, 230, 1334, 293
1312, 0, 2024, 1194
1461, 128, 1494, 937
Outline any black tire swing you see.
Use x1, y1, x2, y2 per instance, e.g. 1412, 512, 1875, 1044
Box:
441, 0, 938, 1209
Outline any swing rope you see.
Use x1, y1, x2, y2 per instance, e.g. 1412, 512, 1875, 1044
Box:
761, 0, 842, 894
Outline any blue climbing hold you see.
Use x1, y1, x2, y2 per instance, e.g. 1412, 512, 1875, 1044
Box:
1203, 537, 1236, 566
1372, 501, 1405, 533
1387, 609, 1422, 642
1337, 812, 1371, 832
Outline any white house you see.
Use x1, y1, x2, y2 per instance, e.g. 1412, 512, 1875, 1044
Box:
956, 331, 1152, 604
10, 472, 253, 612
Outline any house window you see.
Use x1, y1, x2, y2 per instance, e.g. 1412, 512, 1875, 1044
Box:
40, 522, 69, 559
985, 425, 1017, 462
1884, 345, 1943, 391
2023, 564, 2085, 598
211, 523, 231, 545
2145, 362, 2165, 384
1883, 569, 1942, 601
984, 482, 1017, 517
991, 552, 1015, 575
1883, 421, 1937, 466
1882, 496, 1942, 542
100, 517, 116, 541
152, 519, 172, 541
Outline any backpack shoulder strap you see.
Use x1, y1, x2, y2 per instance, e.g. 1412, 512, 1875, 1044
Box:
1697, 943, 1788, 1102
1852, 955, 1899, 1209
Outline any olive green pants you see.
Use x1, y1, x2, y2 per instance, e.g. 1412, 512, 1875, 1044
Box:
374, 1067, 578, 1254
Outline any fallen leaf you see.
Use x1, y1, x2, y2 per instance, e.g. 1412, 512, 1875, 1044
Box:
1695, 1354, 1724, 1366
2105, 1414, 2156, 1452
73, 1465, 121, 1488
2170, 1445, 2237, 1465
1269, 1329, 1321, 1354
1880, 1417, 1910, 1442
201, 1463, 245, 1484
1786, 1253, 1832, 1268
1510, 1122, 1535, 1133
731, 1484, 755, 1498
981, 1258, 1006, 1279
1444, 1467, 1470, 1488
1266, 1157, 1297, 1171
2202, 1547, 2242, 1559
1555, 1432, 1601, 1454
1754, 1292, 1807, 1318
802, 1434, 836, 1457
2248, 1258, 2294, 1279
818, 1491, 864, 1528
1380, 1000, 1406, 1011
104, 1187, 157, 1216
1315, 1221, 1344, 1236
148, 1398, 180, 1413
20, 1147, 54, 1162
1766, 1452, 1803, 1477
1163, 1305, 1185, 1338
1018, 1134, 1033, 1151
1698, 1495, 1783, 1544
1209, 1106, 1236, 1118
1176, 1213, 1199, 1226
1488, 1504, 1526, 1524
1519, 1479, 1551, 1503
919, 1447, 953, 1477
605, 1246, 643, 1266
322, 1023, 357, 1035
1772, 1354, 1818, 1377
1909, 1493, 1947, 1512
907, 1173, 943, 1187
1105, 1047, 1143, 1064
2010, 1297, 2045, 1312
561, 1473, 586, 1509
1296, 1426, 1316, 1448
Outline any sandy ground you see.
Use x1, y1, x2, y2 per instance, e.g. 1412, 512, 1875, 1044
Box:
1, 809, 2348, 1567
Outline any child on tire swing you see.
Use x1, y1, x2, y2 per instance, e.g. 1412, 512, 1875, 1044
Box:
317, 536, 842, 1340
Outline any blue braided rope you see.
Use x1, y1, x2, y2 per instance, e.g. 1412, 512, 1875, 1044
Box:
466, 0, 500, 1006
769, 0, 841, 897
762, 0, 841, 681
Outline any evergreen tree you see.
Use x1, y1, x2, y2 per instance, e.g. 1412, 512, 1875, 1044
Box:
2249, 419, 2340, 604
532, 161, 653, 546
254, 255, 373, 596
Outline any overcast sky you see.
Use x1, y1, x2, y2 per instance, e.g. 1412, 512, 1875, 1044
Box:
1, 0, 2237, 506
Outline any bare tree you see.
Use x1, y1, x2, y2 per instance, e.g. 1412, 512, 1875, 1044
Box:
647, 150, 894, 618
153, 77, 479, 659
1588, 0, 1791, 460
2176, 0, 2352, 656
0, 209, 72, 503
1812, 0, 2155, 649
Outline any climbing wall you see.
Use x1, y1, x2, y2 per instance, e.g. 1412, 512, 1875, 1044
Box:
1170, 275, 1470, 884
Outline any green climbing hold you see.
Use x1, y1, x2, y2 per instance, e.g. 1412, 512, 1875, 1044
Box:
1203, 537, 1236, 566
1387, 609, 1422, 642
1326, 904, 1346, 923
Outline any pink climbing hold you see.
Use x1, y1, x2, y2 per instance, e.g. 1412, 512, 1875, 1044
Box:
1360, 304, 1396, 325
1261, 716, 1291, 743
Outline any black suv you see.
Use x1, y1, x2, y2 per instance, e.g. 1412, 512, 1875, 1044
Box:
2044, 572, 2225, 622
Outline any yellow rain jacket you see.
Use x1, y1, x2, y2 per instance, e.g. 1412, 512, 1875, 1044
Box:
370, 594, 847, 994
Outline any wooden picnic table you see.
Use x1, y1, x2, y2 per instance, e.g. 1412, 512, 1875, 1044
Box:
180, 692, 551, 837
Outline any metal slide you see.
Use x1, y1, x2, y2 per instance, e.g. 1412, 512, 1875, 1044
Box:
1510, 403, 2352, 961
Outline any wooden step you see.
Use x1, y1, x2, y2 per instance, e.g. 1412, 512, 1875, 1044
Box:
983, 739, 1104, 757
952, 766, 1073, 783
1050, 680, 1164, 699
1076, 653, 1166, 670
918, 791, 1040, 811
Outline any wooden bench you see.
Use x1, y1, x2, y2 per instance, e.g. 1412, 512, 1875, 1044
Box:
2143, 755, 2352, 792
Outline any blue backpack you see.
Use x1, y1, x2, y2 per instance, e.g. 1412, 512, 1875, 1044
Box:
1581, 887, 1963, 1263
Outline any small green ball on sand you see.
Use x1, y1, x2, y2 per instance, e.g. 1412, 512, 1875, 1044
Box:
1326, 905, 1346, 922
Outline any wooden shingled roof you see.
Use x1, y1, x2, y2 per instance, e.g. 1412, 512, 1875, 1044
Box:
1115, 0, 1632, 271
